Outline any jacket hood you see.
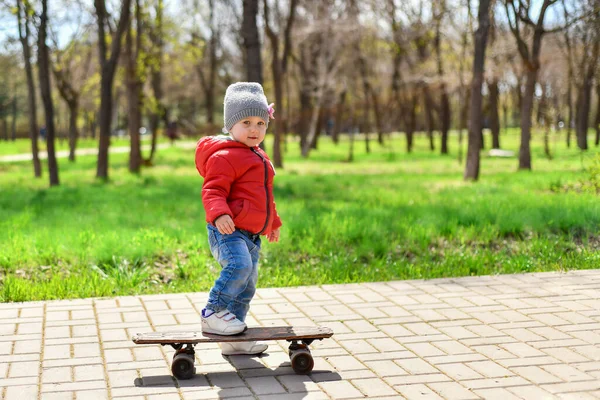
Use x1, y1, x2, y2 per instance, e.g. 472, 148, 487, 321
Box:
195, 135, 249, 177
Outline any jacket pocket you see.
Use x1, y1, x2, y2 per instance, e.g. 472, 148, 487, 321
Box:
233, 199, 251, 224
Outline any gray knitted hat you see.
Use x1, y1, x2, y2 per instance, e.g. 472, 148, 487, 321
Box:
223, 82, 270, 132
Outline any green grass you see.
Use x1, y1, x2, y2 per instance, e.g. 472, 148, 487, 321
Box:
0, 135, 170, 156
1, 128, 599, 302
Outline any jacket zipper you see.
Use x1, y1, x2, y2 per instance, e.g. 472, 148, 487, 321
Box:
251, 148, 270, 234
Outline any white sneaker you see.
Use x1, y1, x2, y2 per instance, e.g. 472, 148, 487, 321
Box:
221, 341, 268, 356
201, 309, 247, 335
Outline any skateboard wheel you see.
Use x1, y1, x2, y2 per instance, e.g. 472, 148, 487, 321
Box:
172, 353, 195, 380
290, 349, 314, 374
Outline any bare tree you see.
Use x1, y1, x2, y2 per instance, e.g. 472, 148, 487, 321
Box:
94, 0, 132, 179
504, 0, 561, 170
263, 0, 299, 168
192, 0, 220, 126
16, 0, 41, 177
434, 0, 452, 154
464, 0, 491, 181
486, 16, 502, 150
488, 79, 501, 148
596, 81, 600, 146
457, 48, 469, 164
331, 87, 346, 144
146, 0, 166, 164
386, 0, 409, 149
51, 20, 93, 162
299, 13, 346, 158
354, 10, 373, 154
294, 32, 319, 151
37, 0, 59, 186
410, 3, 437, 152
53, 63, 82, 163
559, 18, 575, 148
126, 0, 143, 173
571, 0, 600, 150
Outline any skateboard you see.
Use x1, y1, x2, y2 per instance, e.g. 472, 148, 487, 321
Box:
132, 326, 333, 379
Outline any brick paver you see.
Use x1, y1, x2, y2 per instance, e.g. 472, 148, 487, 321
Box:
1, 270, 600, 399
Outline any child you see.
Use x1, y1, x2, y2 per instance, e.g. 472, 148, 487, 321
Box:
195, 82, 282, 355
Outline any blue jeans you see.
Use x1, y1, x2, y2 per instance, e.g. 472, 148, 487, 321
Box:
205, 224, 261, 322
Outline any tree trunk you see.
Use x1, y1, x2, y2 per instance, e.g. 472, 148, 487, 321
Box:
506, 0, 557, 171
68, 100, 79, 161
575, 82, 592, 151
423, 86, 436, 151
355, 42, 372, 154
196, 0, 217, 125
543, 124, 552, 160
298, 88, 311, 151
242, 0, 262, 83
95, 0, 132, 180
519, 68, 537, 170
434, 1, 451, 155
464, 0, 490, 181
513, 75, 522, 126
90, 112, 98, 139
302, 81, 324, 157
263, 0, 298, 167
458, 87, 470, 164
147, 71, 163, 164
457, 7, 469, 165
332, 89, 346, 144
17, 0, 42, 177
439, 87, 450, 154
575, 40, 599, 150
364, 120, 371, 154
371, 91, 384, 145
536, 82, 546, 126
310, 107, 325, 150
206, 22, 217, 126
52, 66, 81, 162
566, 75, 573, 148
406, 93, 418, 153
503, 98, 508, 137
489, 78, 500, 149
11, 96, 17, 141
347, 108, 356, 162
97, 76, 112, 178
146, 0, 164, 165
271, 57, 284, 166
594, 83, 600, 147
126, 0, 143, 173
38, 0, 59, 186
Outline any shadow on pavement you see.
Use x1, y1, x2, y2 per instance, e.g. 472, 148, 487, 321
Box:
134, 353, 342, 398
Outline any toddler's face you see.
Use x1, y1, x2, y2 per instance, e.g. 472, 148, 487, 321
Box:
229, 116, 267, 147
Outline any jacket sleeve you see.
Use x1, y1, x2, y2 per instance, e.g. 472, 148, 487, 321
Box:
202, 155, 236, 224
271, 201, 282, 230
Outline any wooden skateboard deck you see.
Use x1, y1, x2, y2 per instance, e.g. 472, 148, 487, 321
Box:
132, 326, 333, 344
132, 326, 333, 379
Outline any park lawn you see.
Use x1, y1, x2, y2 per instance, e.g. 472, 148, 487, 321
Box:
0, 135, 170, 156
0, 129, 599, 302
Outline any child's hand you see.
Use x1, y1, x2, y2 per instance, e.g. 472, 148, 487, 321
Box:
267, 228, 280, 243
215, 215, 235, 235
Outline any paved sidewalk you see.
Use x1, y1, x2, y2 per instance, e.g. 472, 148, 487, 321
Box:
1, 270, 599, 400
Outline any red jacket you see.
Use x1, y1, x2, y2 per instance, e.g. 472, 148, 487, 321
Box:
195, 136, 282, 236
